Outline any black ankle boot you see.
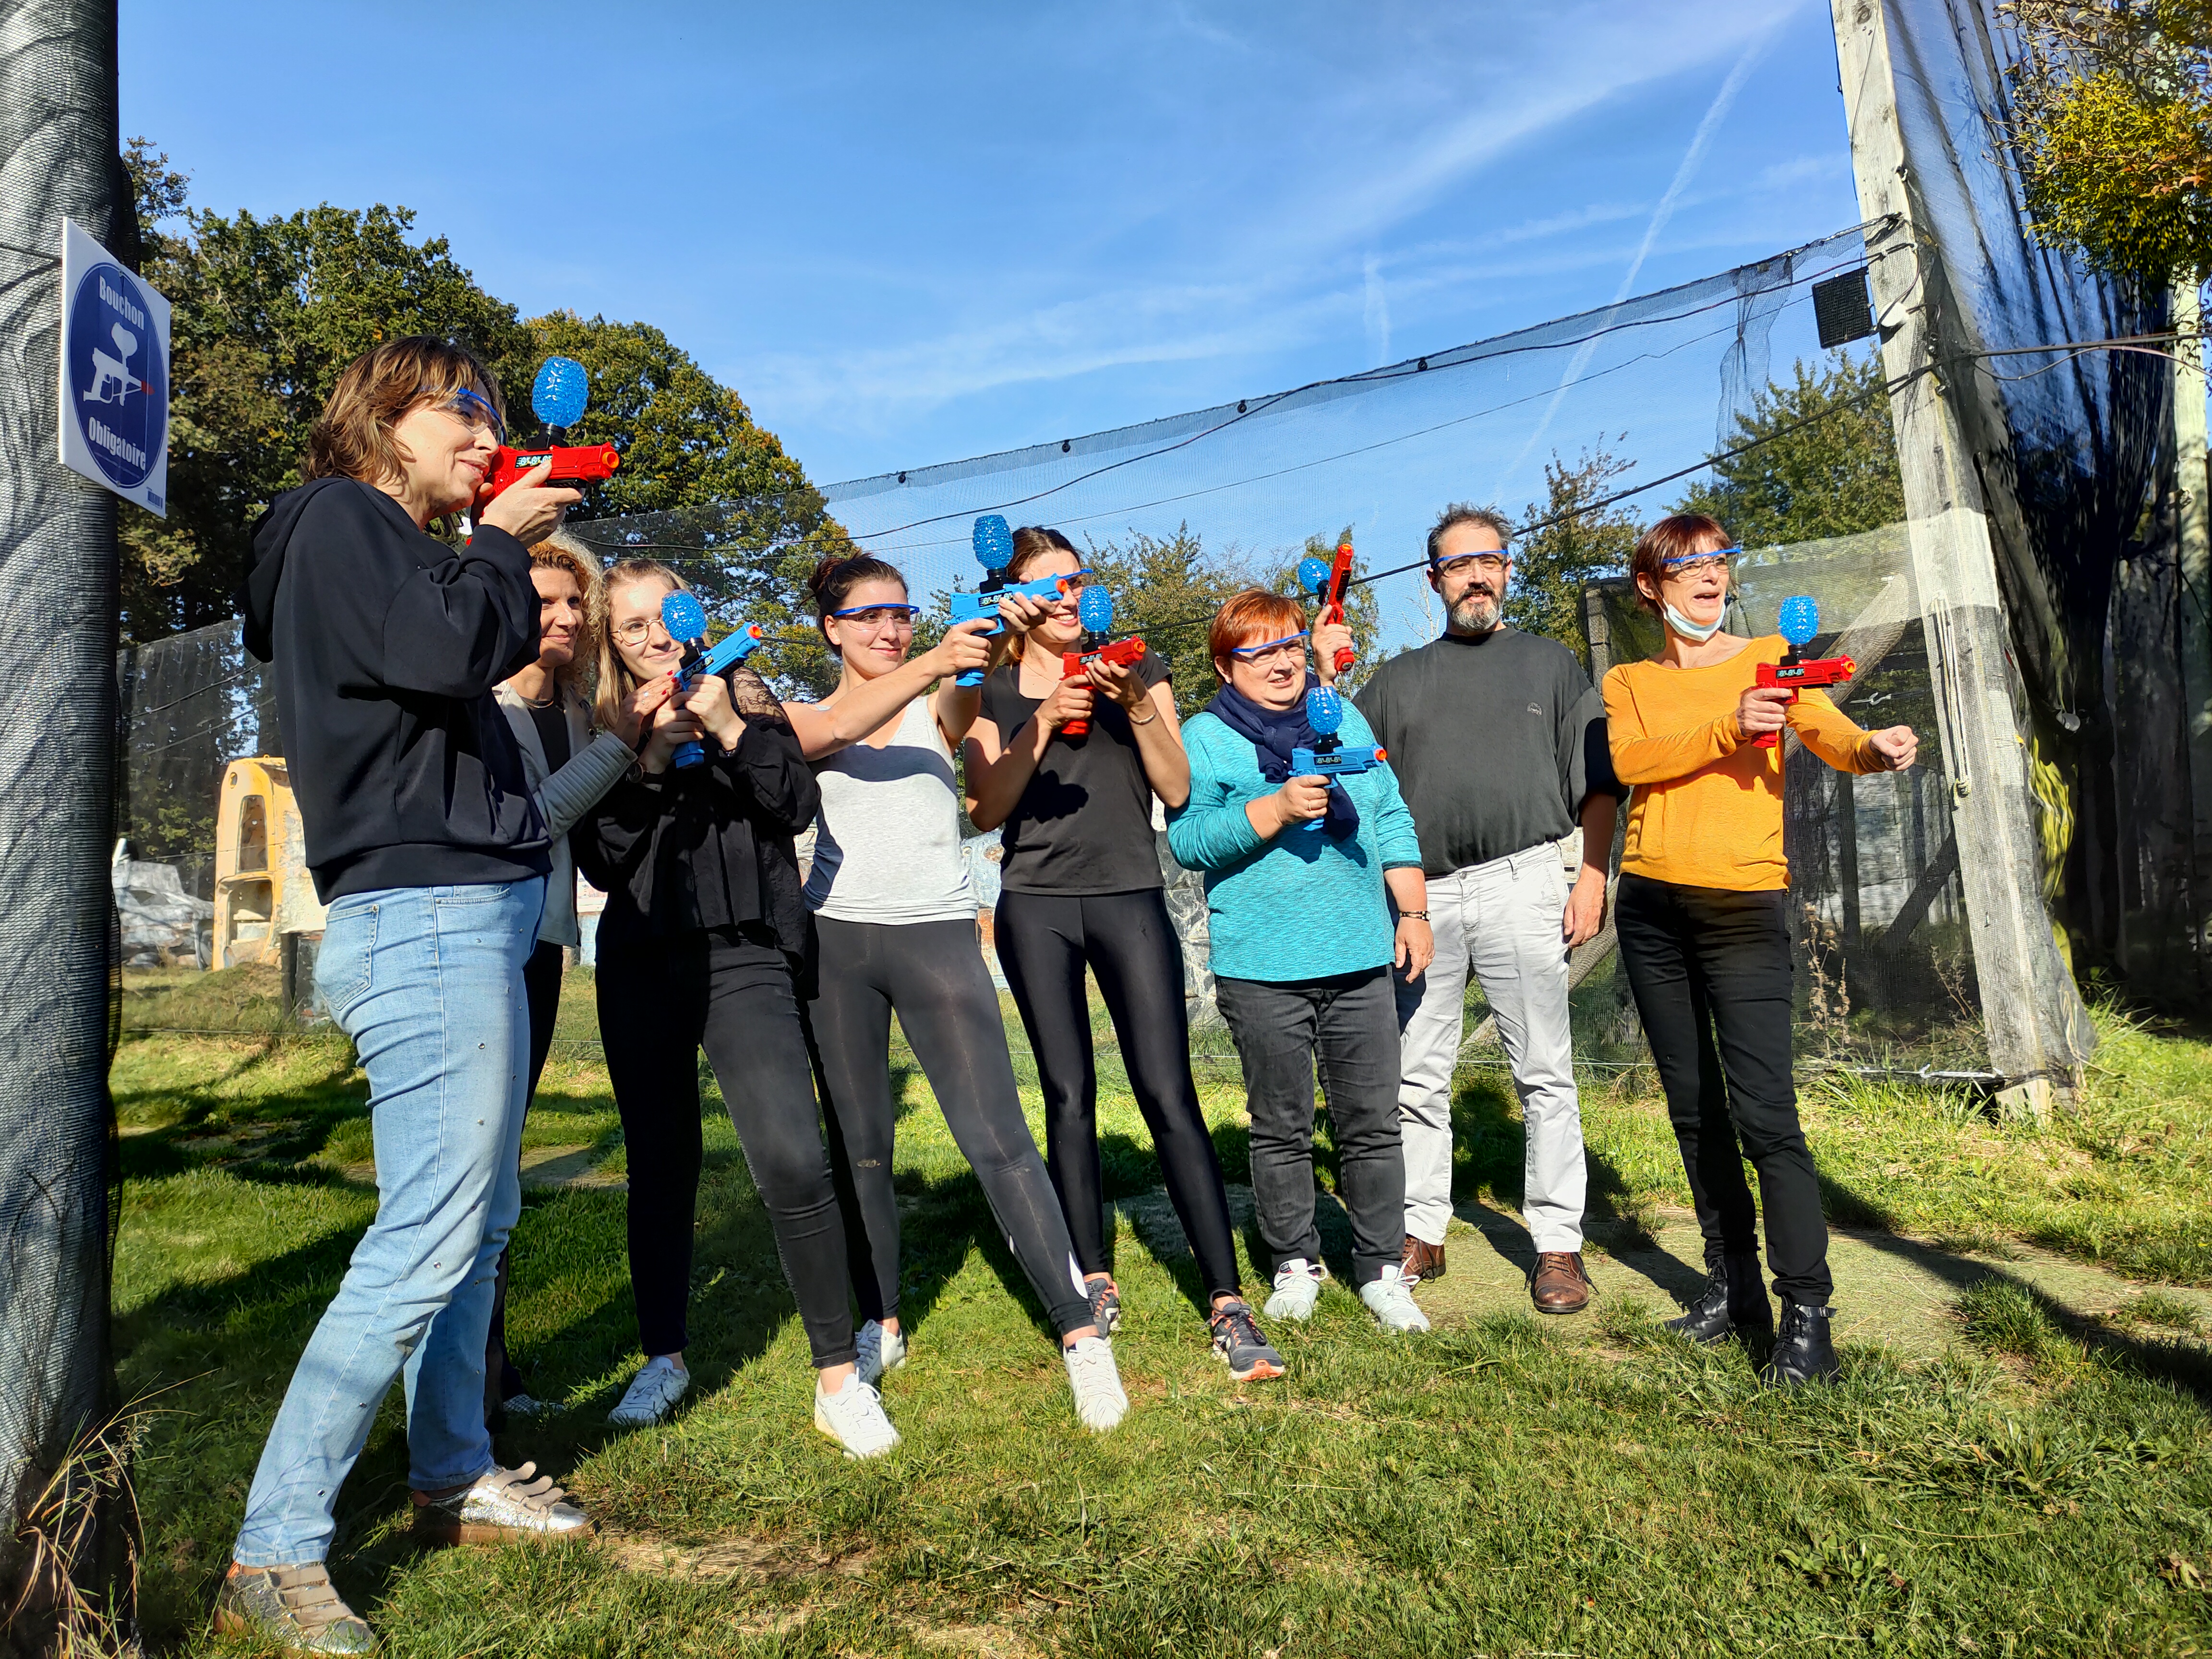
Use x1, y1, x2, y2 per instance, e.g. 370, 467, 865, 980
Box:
1665, 1253, 1769, 1344
1761, 1298, 1839, 1388
1726, 1253, 1774, 1338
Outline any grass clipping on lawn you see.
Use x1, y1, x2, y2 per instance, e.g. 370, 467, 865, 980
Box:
105, 1000, 2212, 1656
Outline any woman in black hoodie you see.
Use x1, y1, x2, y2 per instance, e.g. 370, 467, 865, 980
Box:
223, 338, 591, 1655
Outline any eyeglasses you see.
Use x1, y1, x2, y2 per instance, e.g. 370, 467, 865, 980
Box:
414, 384, 506, 445
1432, 553, 1509, 579
612, 616, 671, 645
1230, 631, 1309, 665
1661, 552, 1735, 581
830, 604, 920, 630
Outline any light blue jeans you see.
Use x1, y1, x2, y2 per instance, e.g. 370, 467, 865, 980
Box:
233, 878, 544, 1566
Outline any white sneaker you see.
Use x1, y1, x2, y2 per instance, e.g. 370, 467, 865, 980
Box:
855, 1320, 907, 1386
813, 1375, 901, 1459
1360, 1265, 1432, 1334
606, 1356, 688, 1427
1062, 1335, 1129, 1432
1264, 1258, 1328, 1322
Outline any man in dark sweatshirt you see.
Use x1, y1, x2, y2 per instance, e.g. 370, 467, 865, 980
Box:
1318, 504, 1621, 1318
219, 337, 595, 1656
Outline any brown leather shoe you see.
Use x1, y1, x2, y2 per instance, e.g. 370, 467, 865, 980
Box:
1400, 1235, 1447, 1282
1530, 1251, 1591, 1314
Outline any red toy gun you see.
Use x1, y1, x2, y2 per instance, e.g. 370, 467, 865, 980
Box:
1297, 538, 1357, 676
1059, 586, 1145, 743
1753, 595, 1854, 749
475, 443, 621, 508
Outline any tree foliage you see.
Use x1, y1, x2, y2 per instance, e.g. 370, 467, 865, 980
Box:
117, 141, 844, 648
1506, 442, 1644, 668
1671, 352, 1905, 548
525, 311, 853, 695
1265, 528, 1384, 698
2000, 0, 2212, 288
1073, 524, 1249, 717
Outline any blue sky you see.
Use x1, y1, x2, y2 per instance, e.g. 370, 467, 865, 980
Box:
121, 1, 1864, 496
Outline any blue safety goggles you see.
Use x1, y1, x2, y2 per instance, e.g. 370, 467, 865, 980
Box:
1662, 546, 1741, 567
1230, 630, 1310, 661
413, 383, 506, 445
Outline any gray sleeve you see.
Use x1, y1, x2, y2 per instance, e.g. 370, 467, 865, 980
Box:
536, 732, 638, 840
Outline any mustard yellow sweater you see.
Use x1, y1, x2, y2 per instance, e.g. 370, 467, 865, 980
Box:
1601, 636, 1883, 892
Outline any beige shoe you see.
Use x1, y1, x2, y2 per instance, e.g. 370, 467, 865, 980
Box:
214, 1561, 378, 1655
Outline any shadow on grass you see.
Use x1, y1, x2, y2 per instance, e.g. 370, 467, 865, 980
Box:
1815, 1174, 2212, 1404
1441, 1067, 1703, 1306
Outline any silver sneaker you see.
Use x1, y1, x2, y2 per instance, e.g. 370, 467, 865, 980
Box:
1360, 1265, 1432, 1334
1063, 1334, 1129, 1432
814, 1375, 902, 1458
500, 1392, 563, 1419
855, 1319, 907, 1387
1264, 1257, 1328, 1322
411, 1461, 593, 1546
214, 1562, 378, 1655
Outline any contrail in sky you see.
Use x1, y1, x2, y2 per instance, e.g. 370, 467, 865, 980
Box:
1489, 24, 1780, 503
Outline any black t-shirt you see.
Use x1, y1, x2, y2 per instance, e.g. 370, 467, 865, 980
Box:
980, 647, 1173, 894
529, 700, 572, 773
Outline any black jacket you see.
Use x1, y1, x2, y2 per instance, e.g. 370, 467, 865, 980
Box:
242, 478, 551, 901
572, 692, 819, 962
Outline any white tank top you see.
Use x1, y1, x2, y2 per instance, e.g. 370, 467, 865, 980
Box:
805, 696, 975, 925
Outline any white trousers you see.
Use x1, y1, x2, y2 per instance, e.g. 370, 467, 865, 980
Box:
1394, 844, 1587, 1252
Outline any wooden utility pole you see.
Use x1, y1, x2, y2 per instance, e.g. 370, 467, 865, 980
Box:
1829, 0, 2096, 1117
2173, 280, 2212, 997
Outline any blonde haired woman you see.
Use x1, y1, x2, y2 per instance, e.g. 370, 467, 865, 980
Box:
569, 558, 901, 1457
482, 534, 673, 1423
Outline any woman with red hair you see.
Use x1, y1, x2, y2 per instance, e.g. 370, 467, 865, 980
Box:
1166, 591, 1434, 1335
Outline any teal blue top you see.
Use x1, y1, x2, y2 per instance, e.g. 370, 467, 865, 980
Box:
1167, 702, 1422, 983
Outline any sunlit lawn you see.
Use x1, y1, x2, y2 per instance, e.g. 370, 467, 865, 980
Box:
109, 979, 2212, 1655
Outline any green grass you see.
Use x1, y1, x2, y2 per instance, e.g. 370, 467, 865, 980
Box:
109, 992, 2212, 1656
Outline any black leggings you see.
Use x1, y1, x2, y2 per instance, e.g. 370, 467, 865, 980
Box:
598, 928, 857, 1369
994, 887, 1240, 1303
486, 938, 565, 1408
808, 914, 1093, 1340
1613, 873, 1832, 1305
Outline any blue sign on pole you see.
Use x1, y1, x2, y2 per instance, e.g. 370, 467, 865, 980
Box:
57, 218, 171, 516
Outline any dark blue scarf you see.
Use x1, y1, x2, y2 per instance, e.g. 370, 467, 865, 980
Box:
1203, 676, 1360, 840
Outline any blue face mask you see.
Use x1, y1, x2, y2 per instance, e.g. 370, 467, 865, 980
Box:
1663, 602, 1725, 643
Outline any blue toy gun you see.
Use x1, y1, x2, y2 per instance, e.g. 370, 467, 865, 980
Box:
1289, 685, 1386, 830
947, 513, 1091, 687
660, 589, 767, 769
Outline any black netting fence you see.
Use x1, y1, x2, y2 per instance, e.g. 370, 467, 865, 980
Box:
116, 221, 2005, 1077
1882, 0, 2194, 1000
107, 5, 2206, 1086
